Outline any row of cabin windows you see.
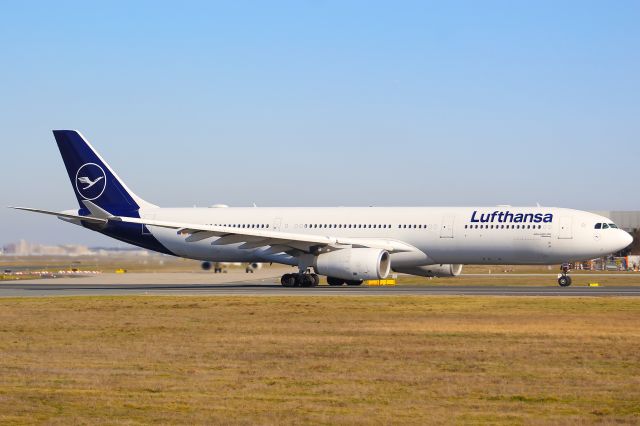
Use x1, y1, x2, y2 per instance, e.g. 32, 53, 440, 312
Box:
209, 224, 269, 229
208, 223, 430, 230
465, 224, 543, 230
305, 224, 393, 229
304, 224, 432, 229
204, 223, 551, 231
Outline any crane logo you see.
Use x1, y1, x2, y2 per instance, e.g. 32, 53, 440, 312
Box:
75, 163, 107, 200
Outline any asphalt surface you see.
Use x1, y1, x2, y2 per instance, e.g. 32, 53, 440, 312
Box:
1, 281, 640, 297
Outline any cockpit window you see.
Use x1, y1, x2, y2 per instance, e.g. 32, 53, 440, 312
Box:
602, 223, 610, 229
595, 223, 601, 229
609, 223, 618, 229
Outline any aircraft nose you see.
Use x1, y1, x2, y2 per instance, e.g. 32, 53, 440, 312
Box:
615, 230, 633, 251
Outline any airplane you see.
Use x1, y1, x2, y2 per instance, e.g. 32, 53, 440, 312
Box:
12, 130, 633, 287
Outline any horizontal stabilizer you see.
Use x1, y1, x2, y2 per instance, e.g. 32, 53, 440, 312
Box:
9, 206, 107, 224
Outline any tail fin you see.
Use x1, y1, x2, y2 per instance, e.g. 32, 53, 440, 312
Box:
53, 130, 156, 216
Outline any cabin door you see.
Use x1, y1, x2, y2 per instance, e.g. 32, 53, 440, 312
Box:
440, 214, 455, 238
558, 216, 573, 239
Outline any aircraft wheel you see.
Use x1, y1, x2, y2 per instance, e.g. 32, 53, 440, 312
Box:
327, 276, 344, 286
558, 276, 572, 287
345, 279, 363, 286
281, 274, 295, 287
300, 275, 314, 287
311, 274, 320, 287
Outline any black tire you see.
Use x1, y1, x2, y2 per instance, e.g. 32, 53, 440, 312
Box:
311, 274, 320, 287
300, 275, 314, 287
281, 274, 295, 287
293, 274, 302, 287
327, 276, 345, 286
345, 279, 363, 286
558, 276, 572, 287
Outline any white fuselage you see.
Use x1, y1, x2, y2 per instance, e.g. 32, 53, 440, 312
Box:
139, 206, 630, 268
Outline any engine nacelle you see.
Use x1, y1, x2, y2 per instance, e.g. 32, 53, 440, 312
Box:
315, 248, 391, 281
394, 264, 463, 278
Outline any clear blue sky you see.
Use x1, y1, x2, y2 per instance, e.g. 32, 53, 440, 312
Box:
1, 1, 639, 246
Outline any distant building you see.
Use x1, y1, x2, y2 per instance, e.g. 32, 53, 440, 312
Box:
1, 240, 157, 257
2, 240, 94, 256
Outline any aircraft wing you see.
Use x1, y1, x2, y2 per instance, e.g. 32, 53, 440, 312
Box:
113, 216, 417, 254
11, 205, 419, 255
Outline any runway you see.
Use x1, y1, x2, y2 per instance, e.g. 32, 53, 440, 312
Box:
2, 281, 640, 297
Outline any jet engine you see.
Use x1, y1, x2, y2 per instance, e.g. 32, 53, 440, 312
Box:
315, 248, 391, 281
394, 264, 463, 278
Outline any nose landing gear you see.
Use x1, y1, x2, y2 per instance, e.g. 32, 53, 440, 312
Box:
558, 263, 572, 287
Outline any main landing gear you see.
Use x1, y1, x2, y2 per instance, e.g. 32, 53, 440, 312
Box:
280, 273, 320, 288
558, 263, 572, 287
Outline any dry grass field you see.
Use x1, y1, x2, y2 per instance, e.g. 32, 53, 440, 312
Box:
0, 296, 639, 424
